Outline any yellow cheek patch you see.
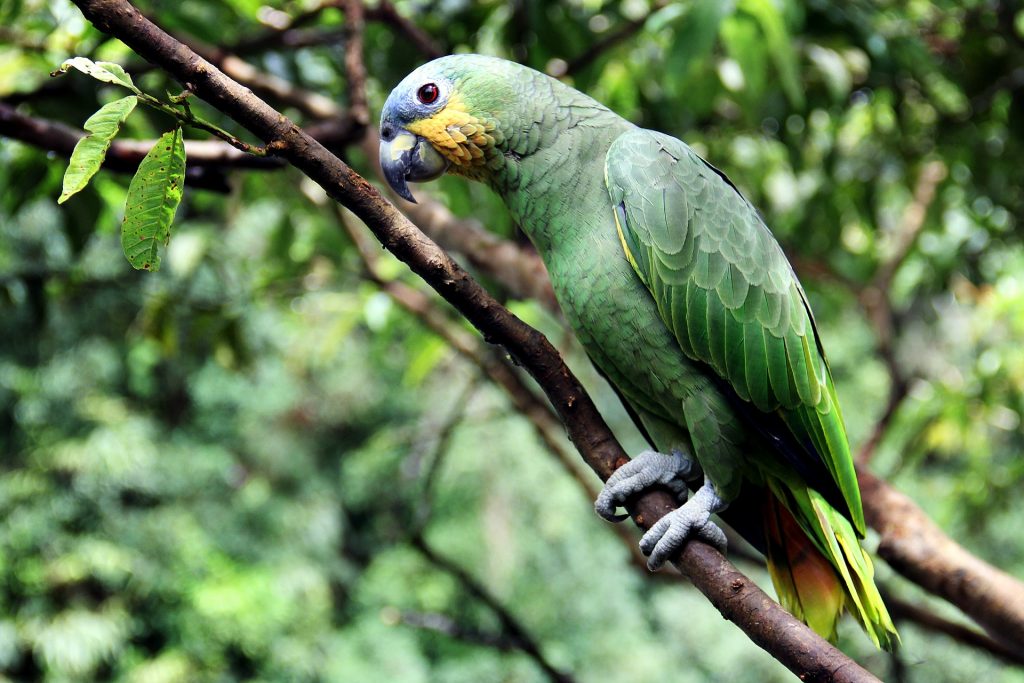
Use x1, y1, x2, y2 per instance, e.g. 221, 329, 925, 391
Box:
406, 93, 496, 170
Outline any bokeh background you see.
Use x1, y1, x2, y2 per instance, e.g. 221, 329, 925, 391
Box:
2, 0, 1024, 680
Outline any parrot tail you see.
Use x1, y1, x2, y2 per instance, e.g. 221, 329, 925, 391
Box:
763, 486, 900, 651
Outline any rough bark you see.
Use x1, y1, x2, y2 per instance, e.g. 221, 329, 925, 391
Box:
859, 468, 1024, 652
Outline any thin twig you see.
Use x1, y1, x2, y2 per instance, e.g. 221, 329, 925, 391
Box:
412, 535, 577, 683
395, 609, 532, 652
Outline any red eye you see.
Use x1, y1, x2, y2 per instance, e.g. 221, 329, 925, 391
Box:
417, 83, 440, 104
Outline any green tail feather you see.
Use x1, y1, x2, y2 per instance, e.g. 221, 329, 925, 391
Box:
766, 482, 900, 651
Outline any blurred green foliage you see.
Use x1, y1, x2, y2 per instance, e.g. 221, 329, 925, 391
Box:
2, 0, 1024, 680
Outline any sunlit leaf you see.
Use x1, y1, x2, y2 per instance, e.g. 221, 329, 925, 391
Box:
53, 57, 140, 94
120, 128, 186, 271
58, 96, 138, 204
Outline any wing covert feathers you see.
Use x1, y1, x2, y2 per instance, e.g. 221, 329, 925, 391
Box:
605, 128, 897, 647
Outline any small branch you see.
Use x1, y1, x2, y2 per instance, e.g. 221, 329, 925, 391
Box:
183, 38, 348, 121
366, 1, 444, 60
858, 468, 1024, 652
0, 102, 279, 168
412, 535, 577, 683
548, 2, 665, 78
394, 609, 531, 652
883, 591, 1024, 667
856, 161, 945, 465
341, 0, 369, 128
875, 160, 947, 290
0, 101, 267, 191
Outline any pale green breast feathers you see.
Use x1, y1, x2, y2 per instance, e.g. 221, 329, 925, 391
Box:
604, 129, 865, 534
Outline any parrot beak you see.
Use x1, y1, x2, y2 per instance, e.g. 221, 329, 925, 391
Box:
379, 126, 449, 203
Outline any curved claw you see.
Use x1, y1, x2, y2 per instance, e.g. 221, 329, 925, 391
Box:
594, 449, 697, 523
640, 481, 729, 570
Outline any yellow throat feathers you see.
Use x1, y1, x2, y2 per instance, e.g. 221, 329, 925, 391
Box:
405, 94, 496, 173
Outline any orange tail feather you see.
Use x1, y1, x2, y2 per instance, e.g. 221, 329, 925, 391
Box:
763, 492, 844, 641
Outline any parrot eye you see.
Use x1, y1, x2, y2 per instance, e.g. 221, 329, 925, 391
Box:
417, 83, 440, 105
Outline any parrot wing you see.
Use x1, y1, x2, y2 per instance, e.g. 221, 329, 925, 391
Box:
604, 127, 865, 536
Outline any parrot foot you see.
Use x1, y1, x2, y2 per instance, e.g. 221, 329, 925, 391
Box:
640, 480, 728, 570
594, 448, 698, 523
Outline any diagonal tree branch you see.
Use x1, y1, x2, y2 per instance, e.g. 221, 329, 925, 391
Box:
859, 468, 1024, 652
65, 1, 882, 679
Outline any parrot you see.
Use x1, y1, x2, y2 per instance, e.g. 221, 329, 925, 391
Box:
379, 54, 898, 650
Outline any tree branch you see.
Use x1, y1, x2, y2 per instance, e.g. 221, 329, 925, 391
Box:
858, 468, 1024, 652
65, 1, 884, 678
883, 591, 1024, 666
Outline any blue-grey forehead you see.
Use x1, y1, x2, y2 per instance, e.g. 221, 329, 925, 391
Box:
382, 58, 452, 123
381, 54, 505, 123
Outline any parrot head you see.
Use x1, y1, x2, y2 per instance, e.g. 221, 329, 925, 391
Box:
379, 55, 525, 202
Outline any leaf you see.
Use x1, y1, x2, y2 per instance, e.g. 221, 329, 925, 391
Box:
667, 0, 735, 76
739, 0, 804, 108
53, 57, 140, 94
58, 96, 138, 204
120, 128, 187, 272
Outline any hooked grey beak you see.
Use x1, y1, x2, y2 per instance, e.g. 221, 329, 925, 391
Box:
379, 126, 449, 203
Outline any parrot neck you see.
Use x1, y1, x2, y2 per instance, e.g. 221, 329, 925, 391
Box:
492, 112, 631, 254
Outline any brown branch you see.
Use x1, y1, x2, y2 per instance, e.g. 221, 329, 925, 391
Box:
183, 39, 348, 121
875, 160, 947, 288
395, 609, 536, 652
883, 591, 1024, 666
67, 1, 886, 678
858, 468, 1024, 652
548, 2, 666, 79
413, 536, 576, 683
856, 161, 945, 465
233, 1, 442, 61
367, 0, 444, 60
340, 0, 369, 128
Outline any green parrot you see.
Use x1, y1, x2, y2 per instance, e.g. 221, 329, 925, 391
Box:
379, 55, 898, 650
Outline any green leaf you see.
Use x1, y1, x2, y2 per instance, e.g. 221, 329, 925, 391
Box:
121, 128, 187, 272
739, 0, 804, 108
667, 0, 735, 76
58, 96, 138, 204
54, 57, 140, 94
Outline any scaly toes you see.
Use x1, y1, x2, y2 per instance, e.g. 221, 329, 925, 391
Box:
638, 482, 728, 570
594, 449, 696, 522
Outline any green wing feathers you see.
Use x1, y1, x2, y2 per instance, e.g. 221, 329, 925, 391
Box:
605, 128, 896, 647
606, 128, 863, 533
